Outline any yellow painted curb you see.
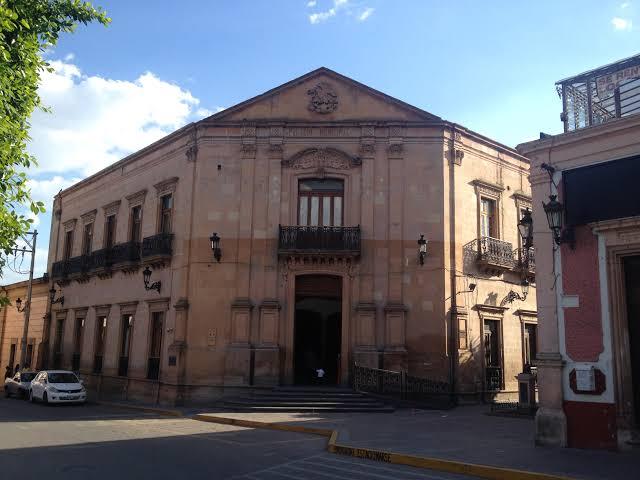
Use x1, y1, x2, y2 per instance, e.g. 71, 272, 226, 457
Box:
192, 414, 575, 480
96, 401, 183, 417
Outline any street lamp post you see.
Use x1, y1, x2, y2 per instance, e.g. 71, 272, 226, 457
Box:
17, 230, 37, 370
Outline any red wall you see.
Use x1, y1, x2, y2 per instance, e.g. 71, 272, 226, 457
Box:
564, 401, 617, 450
561, 225, 603, 361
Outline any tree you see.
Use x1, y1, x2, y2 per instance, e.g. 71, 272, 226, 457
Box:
0, 0, 109, 295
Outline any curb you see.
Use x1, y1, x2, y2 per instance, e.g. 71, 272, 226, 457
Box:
191, 414, 575, 480
95, 401, 183, 417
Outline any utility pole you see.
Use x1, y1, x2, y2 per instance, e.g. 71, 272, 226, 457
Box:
18, 230, 37, 369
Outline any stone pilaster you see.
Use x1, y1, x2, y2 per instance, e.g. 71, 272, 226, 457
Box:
382, 303, 408, 371
254, 299, 281, 386
353, 302, 377, 368
535, 352, 568, 447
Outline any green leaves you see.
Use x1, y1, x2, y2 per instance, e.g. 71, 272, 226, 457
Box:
0, 0, 109, 278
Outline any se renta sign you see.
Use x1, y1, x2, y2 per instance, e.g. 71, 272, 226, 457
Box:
596, 65, 640, 99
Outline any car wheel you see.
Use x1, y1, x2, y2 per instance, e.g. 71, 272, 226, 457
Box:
42, 391, 48, 405
29, 390, 34, 403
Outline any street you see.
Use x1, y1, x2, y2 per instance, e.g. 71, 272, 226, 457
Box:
0, 396, 478, 480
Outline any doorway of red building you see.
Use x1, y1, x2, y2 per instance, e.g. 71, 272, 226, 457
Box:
624, 255, 640, 430
294, 275, 342, 385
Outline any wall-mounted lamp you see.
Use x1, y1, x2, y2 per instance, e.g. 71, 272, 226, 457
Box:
518, 208, 534, 250
142, 266, 162, 294
418, 234, 428, 265
15, 297, 28, 313
49, 286, 64, 308
210, 232, 221, 263
542, 195, 575, 249
502, 278, 530, 305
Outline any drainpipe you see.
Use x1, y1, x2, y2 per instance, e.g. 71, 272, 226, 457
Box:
448, 124, 458, 405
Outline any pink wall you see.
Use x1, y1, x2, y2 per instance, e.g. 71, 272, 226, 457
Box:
561, 225, 603, 362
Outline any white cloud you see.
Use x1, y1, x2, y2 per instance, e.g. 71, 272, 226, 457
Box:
64, 52, 75, 61
612, 17, 633, 30
28, 59, 204, 177
27, 176, 82, 206
307, 0, 317, 6
357, 7, 374, 21
308, 0, 355, 24
621, 2, 630, 8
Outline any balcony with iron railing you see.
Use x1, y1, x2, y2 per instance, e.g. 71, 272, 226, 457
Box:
142, 233, 173, 266
475, 237, 515, 275
278, 225, 361, 257
513, 246, 535, 277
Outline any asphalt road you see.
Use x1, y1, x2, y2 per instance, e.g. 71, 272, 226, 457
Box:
0, 396, 478, 479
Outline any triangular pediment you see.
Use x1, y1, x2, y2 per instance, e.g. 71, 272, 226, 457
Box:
205, 67, 440, 123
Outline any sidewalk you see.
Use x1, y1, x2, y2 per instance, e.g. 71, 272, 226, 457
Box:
100, 400, 639, 480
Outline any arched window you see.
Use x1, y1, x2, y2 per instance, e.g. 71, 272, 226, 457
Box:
298, 179, 343, 227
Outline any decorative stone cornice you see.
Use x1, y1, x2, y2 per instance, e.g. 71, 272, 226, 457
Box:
154, 177, 179, 196
355, 302, 376, 312
73, 307, 89, 316
186, 144, 198, 163
93, 304, 112, 317
173, 297, 189, 311
118, 301, 139, 314
80, 210, 97, 225
282, 147, 361, 170
307, 81, 338, 114
126, 189, 147, 207
63, 218, 77, 232
387, 143, 404, 158
147, 297, 170, 311
102, 200, 121, 216
384, 303, 408, 312
472, 179, 504, 198
259, 299, 281, 310
474, 303, 508, 317
231, 297, 253, 310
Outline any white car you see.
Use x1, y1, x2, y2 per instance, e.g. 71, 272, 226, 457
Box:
29, 370, 87, 404
4, 371, 37, 398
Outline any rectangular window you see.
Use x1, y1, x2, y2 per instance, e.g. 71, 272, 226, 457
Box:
119, 315, 133, 377
130, 205, 142, 243
82, 223, 93, 255
484, 319, 502, 391
458, 316, 468, 350
72, 318, 84, 371
24, 343, 33, 369
147, 311, 163, 380
298, 179, 344, 227
159, 194, 173, 234
63, 230, 74, 260
105, 215, 116, 249
524, 323, 538, 367
480, 198, 497, 238
93, 316, 107, 374
8, 343, 16, 371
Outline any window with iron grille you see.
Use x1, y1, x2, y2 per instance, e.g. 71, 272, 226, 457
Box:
82, 223, 93, 255
105, 214, 117, 249
93, 316, 107, 374
159, 194, 172, 234
63, 230, 74, 260
130, 205, 142, 243
119, 315, 133, 377
147, 311, 163, 380
480, 197, 497, 238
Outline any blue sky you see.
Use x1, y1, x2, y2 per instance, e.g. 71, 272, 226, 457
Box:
3, 0, 639, 284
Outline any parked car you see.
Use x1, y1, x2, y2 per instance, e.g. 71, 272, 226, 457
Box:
4, 371, 37, 398
29, 370, 87, 404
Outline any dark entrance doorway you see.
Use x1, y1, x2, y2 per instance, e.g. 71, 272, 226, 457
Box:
624, 256, 640, 428
294, 275, 342, 385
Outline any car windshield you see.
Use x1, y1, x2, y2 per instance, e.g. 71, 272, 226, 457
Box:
20, 373, 35, 382
48, 373, 79, 384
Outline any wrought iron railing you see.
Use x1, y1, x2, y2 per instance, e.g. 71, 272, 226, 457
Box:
142, 233, 173, 258
71, 353, 81, 372
352, 364, 450, 405
147, 357, 160, 380
278, 225, 361, 255
110, 241, 141, 265
478, 237, 515, 268
486, 366, 503, 391
514, 247, 535, 272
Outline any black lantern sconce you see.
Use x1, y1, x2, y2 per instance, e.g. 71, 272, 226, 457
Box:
15, 297, 28, 313
49, 286, 64, 308
502, 278, 530, 305
210, 232, 221, 263
540, 163, 575, 249
142, 266, 161, 294
418, 234, 428, 265
517, 208, 534, 250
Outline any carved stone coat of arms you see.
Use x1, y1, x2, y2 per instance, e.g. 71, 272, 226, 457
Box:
307, 82, 338, 113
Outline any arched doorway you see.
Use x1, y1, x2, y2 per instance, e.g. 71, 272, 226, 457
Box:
294, 275, 342, 385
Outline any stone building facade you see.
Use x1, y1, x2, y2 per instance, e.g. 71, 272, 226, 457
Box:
0, 277, 49, 374
44, 68, 537, 405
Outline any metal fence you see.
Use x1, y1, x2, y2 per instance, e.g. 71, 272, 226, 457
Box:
351, 364, 451, 407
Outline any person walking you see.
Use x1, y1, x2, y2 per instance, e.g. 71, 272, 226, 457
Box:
4, 365, 11, 379
14, 364, 19, 375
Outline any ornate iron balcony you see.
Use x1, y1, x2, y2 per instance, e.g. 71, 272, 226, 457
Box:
110, 241, 141, 265
278, 225, 361, 257
476, 237, 515, 275
513, 246, 535, 275
142, 233, 173, 265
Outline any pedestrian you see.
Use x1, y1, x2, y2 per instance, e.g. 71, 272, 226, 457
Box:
14, 364, 19, 375
4, 365, 11, 379
315, 367, 325, 385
